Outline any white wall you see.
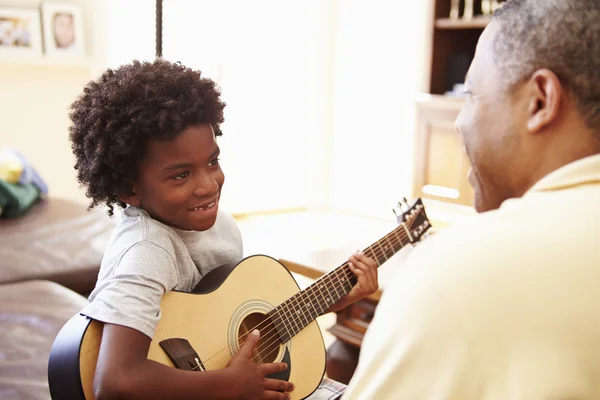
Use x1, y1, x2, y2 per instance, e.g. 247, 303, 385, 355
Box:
161, 0, 338, 214
1, 0, 433, 217
327, 0, 433, 220
0, 0, 108, 206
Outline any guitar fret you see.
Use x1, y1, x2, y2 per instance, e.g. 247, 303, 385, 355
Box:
300, 290, 318, 322
281, 301, 294, 338
270, 308, 291, 343
340, 267, 353, 293
315, 279, 329, 313
393, 229, 403, 250
322, 277, 336, 309
310, 283, 325, 315
264, 200, 429, 348
293, 293, 309, 329
384, 235, 395, 258
292, 295, 307, 334
330, 272, 343, 302
284, 298, 301, 337
376, 241, 388, 263
366, 245, 380, 267
306, 288, 320, 319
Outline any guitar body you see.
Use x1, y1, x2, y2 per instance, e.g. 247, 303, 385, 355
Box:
48, 255, 326, 400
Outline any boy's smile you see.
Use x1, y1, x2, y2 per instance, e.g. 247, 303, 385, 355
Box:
122, 124, 225, 231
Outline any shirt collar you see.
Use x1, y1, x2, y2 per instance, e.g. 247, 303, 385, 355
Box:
526, 153, 600, 194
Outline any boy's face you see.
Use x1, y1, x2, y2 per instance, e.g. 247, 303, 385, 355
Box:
124, 124, 224, 231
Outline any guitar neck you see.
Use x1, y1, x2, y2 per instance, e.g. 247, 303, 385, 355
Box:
268, 222, 414, 343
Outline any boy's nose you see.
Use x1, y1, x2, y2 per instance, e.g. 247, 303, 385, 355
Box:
192, 175, 218, 197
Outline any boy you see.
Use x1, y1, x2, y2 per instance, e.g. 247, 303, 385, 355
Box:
70, 59, 378, 400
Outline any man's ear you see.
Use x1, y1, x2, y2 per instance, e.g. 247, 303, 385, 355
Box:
526, 68, 562, 133
118, 183, 141, 207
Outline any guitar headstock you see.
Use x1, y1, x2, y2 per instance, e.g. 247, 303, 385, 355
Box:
393, 197, 432, 244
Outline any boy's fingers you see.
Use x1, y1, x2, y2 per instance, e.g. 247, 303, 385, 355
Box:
260, 362, 288, 376
264, 378, 295, 392
236, 329, 260, 359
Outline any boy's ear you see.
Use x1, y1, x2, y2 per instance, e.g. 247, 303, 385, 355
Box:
118, 184, 141, 207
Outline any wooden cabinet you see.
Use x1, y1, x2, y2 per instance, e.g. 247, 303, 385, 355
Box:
413, 95, 474, 207
410, 0, 505, 210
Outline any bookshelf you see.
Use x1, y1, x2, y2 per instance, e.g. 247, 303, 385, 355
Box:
412, 1, 505, 209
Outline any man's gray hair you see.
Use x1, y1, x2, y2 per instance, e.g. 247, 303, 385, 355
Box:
493, 0, 600, 131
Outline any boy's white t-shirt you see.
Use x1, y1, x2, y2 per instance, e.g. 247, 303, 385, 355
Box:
81, 206, 243, 339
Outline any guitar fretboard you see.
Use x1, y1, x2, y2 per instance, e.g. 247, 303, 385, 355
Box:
268, 222, 413, 343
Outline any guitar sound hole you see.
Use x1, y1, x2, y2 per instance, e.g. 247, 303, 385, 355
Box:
238, 312, 280, 364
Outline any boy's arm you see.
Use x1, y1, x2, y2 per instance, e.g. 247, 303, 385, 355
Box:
94, 323, 293, 400
326, 251, 378, 314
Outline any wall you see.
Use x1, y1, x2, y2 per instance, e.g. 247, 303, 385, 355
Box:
160, 0, 338, 214
327, 0, 434, 220
0, 0, 433, 217
0, 0, 108, 206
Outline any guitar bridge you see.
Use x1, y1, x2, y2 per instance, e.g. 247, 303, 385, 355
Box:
159, 338, 205, 371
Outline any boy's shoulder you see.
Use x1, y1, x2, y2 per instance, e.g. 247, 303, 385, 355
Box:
108, 206, 240, 255
107, 206, 182, 257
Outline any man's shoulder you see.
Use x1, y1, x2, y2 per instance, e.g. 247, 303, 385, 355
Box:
414, 207, 522, 259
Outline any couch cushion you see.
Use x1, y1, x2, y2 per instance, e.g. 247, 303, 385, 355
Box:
0, 280, 87, 400
0, 197, 115, 294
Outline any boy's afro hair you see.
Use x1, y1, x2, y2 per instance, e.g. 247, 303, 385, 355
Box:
69, 59, 225, 216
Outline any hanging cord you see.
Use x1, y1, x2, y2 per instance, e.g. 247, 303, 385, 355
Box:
155, 0, 163, 58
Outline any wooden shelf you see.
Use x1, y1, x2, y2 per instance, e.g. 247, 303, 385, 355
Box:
435, 16, 491, 29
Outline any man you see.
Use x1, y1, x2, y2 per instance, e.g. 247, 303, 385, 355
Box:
343, 0, 600, 398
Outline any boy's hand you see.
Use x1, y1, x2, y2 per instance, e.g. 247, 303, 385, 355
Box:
226, 329, 294, 400
327, 251, 378, 313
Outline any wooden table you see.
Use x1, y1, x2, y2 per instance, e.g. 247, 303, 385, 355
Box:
279, 244, 411, 384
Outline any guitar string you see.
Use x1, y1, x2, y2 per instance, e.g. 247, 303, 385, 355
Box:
201, 265, 358, 370
199, 230, 413, 370
200, 263, 364, 370
197, 231, 407, 370
230, 216, 422, 368
196, 224, 417, 370
255, 263, 355, 365
244, 217, 425, 367
197, 222, 419, 371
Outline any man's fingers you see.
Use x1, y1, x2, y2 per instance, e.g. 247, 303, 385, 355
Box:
260, 361, 288, 376
349, 255, 378, 294
348, 262, 365, 275
236, 329, 260, 359
264, 378, 295, 392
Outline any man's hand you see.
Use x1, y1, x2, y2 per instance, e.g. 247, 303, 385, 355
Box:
327, 251, 378, 313
226, 330, 295, 400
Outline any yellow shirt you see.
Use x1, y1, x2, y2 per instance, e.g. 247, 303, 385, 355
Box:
344, 154, 600, 400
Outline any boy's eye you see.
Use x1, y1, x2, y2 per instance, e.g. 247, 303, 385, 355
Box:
173, 171, 190, 180
208, 157, 220, 167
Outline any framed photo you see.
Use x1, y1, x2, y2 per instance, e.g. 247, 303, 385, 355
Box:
41, 2, 85, 59
0, 7, 43, 59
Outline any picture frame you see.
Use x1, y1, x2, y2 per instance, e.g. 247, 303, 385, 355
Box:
0, 7, 43, 60
41, 2, 85, 59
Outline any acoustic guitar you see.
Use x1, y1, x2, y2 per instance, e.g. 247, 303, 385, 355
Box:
48, 198, 431, 399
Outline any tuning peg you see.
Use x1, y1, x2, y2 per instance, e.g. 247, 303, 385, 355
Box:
402, 197, 409, 207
